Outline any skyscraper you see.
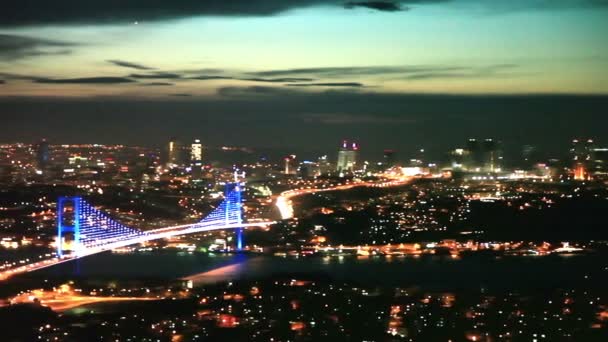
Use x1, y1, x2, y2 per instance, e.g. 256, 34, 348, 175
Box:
190, 139, 203, 179
167, 137, 184, 167
191, 139, 203, 164
465, 138, 502, 172
337, 141, 358, 173
36, 139, 50, 170
570, 139, 594, 163
383, 149, 396, 168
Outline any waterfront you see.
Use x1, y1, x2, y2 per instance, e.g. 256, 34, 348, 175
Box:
14, 250, 608, 291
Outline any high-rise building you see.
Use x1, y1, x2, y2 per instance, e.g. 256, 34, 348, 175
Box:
383, 149, 396, 168
191, 139, 203, 164
336, 140, 358, 172
591, 147, 608, 178
167, 137, 185, 167
570, 139, 595, 180
570, 139, 594, 163
190, 139, 203, 179
521, 145, 539, 168
317, 155, 332, 175
284, 155, 296, 174
465, 138, 502, 172
36, 139, 50, 170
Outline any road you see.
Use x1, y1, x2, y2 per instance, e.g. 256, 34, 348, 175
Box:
276, 175, 415, 219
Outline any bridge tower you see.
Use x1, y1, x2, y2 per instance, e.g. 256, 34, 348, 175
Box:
225, 182, 244, 251
56, 197, 82, 258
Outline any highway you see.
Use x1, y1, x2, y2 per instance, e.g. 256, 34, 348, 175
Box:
276, 175, 415, 219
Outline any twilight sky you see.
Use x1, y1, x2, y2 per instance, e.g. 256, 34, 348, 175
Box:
1, 0, 607, 158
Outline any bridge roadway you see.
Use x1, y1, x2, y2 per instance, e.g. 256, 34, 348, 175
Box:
0, 220, 274, 281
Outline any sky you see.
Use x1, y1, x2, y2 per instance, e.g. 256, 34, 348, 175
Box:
1, 0, 607, 158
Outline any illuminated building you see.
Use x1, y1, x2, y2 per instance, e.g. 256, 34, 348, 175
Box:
465, 138, 502, 172
36, 139, 50, 170
570, 138, 594, 163
167, 137, 185, 167
591, 147, 608, 176
383, 149, 396, 168
190, 139, 203, 179
573, 163, 587, 181
337, 141, 358, 172
191, 139, 203, 163
284, 155, 296, 174
317, 155, 332, 175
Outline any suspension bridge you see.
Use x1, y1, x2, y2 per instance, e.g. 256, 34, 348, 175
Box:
1, 183, 274, 280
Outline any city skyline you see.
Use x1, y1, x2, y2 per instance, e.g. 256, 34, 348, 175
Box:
1, 1, 607, 152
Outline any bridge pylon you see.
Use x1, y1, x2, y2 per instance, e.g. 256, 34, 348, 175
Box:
56, 197, 82, 258
224, 182, 244, 251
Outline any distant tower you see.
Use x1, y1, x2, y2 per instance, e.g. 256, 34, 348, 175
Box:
571, 138, 595, 181
336, 140, 358, 172
190, 139, 203, 179
36, 139, 50, 170
167, 137, 184, 167
465, 138, 502, 172
284, 155, 296, 174
383, 149, 396, 168
570, 139, 594, 164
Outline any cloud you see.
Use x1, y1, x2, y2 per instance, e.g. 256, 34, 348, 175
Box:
0, 34, 76, 60
0, 0, 414, 26
107, 59, 155, 70
217, 86, 297, 98
190, 75, 315, 83
141, 82, 174, 86
190, 75, 235, 80
249, 64, 521, 81
169, 93, 193, 97
287, 82, 364, 87
344, 1, 406, 11
302, 113, 416, 124
241, 77, 315, 83
129, 72, 182, 79
35, 77, 135, 84
250, 65, 466, 78
2, 1, 607, 26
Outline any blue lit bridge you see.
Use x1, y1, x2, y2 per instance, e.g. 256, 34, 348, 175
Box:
1, 183, 274, 279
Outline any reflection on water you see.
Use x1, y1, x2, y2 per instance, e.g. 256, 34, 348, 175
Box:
28, 251, 608, 291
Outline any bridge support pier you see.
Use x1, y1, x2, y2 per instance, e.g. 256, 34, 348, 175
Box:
57, 197, 81, 258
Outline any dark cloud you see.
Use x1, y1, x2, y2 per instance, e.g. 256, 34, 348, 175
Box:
169, 93, 193, 97
190, 75, 235, 80
129, 72, 182, 79
0, 1, 432, 26
303, 113, 416, 124
344, 1, 406, 11
217, 86, 297, 98
251, 64, 520, 81
107, 59, 155, 70
2, 1, 606, 26
190, 75, 315, 83
141, 82, 174, 86
287, 82, 364, 87
0, 34, 76, 60
250, 65, 466, 77
35, 77, 135, 84
241, 77, 315, 83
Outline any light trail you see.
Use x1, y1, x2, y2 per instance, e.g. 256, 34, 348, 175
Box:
276, 176, 415, 219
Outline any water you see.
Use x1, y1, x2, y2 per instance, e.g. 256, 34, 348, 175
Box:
24, 251, 608, 292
